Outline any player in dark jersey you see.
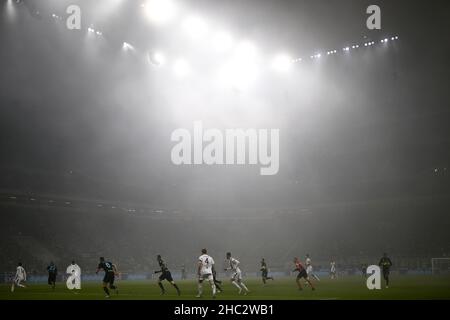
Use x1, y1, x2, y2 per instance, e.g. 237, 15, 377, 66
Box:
212, 265, 223, 293
47, 261, 57, 290
293, 257, 315, 291
96, 257, 119, 298
154, 255, 180, 295
379, 253, 393, 288
260, 258, 274, 285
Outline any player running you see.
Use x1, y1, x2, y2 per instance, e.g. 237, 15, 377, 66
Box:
330, 260, 337, 279
11, 262, 27, 292
47, 261, 58, 290
196, 248, 217, 298
154, 255, 181, 296
96, 257, 119, 298
224, 252, 250, 295
293, 257, 315, 291
305, 254, 320, 281
212, 267, 223, 293
260, 258, 274, 285
379, 253, 393, 288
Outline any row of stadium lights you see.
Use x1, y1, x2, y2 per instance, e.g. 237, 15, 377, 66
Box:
46, 5, 400, 77
310, 36, 399, 60
7, 195, 166, 214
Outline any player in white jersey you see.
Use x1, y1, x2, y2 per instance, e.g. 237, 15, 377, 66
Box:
196, 248, 217, 298
305, 254, 320, 281
330, 261, 337, 279
224, 252, 250, 295
11, 262, 27, 292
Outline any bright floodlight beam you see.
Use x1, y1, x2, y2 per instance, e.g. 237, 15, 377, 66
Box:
272, 53, 293, 72
182, 15, 208, 39
6, 0, 17, 20
122, 42, 134, 51
173, 58, 190, 77
142, 0, 177, 25
148, 51, 166, 66
212, 30, 233, 52
218, 41, 260, 89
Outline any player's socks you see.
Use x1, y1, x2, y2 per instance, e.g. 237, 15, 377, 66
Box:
173, 284, 181, 295
240, 282, 250, 293
11, 284, 14, 292
111, 285, 118, 294
158, 282, 165, 294
231, 280, 242, 293
197, 283, 203, 297
103, 287, 110, 295
212, 283, 216, 296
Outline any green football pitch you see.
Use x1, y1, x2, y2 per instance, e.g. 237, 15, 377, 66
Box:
1, 276, 450, 300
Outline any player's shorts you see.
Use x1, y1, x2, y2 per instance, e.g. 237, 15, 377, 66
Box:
262, 270, 268, 278
296, 269, 308, 280
198, 273, 213, 282
382, 268, 390, 277
48, 273, 57, 284
306, 265, 313, 274
103, 271, 115, 284
14, 276, 24, 284
159, 271, 174, 282
231, 271, 242, 281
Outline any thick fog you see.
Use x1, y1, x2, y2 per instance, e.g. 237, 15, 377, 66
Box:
0, 0, 449, 273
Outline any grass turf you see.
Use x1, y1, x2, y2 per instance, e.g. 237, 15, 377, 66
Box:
1, 276, 450, 300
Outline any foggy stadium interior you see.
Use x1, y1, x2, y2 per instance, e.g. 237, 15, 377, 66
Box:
0, 0, 450, 278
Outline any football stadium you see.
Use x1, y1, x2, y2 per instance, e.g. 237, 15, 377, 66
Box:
0, 0, 449, 309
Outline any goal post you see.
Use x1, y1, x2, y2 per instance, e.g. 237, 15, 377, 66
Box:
431, 258, 450, 275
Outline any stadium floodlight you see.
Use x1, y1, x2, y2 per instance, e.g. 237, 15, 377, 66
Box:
96, 31, 102, 36
218, 41, 260, 89
234, 41, 258, 62
211, 30, 234, 52
148, 51, 166, 66
142, 0, 177, 25
271, 53, 293, 72
182, 15, 208, 39
172, 58, 191, 77
88, 27, 95, 33
122, 42, 134, 51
